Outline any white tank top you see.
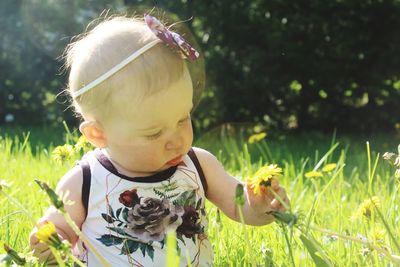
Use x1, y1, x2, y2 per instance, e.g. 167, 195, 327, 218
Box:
77, 148, 213, 266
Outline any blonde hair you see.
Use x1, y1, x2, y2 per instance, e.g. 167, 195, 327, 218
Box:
64, 16, 186, 122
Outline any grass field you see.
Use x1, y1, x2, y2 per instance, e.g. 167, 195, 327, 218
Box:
0, 126, 399, 266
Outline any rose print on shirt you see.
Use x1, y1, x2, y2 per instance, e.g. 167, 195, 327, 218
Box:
126, 197, 184, 242
177, 206, 202, 238
97, 181, 207, 261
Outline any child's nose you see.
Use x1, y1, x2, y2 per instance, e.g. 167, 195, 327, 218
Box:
165, 131, 183, 150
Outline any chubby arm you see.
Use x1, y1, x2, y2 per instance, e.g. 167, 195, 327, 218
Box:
193, 147, 288, 226
29, 166, 86, 260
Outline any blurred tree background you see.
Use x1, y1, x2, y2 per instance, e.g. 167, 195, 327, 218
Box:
1, 0, 400, 134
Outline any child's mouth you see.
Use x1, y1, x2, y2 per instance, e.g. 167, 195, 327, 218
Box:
166, 155, 183, 166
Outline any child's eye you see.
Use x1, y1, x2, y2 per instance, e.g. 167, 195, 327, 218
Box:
146, 131, 162, 140
178, 115, 190, 125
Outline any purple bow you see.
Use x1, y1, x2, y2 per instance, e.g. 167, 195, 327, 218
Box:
144, 14, 199, 61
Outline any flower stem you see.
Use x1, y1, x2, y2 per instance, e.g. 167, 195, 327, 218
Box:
282, 226, 296, 267
49, 247, 66, 267
61, 209, 110, 267
237, 205, 252, 265
71, 254, 86, 267
308, 224, 400, 264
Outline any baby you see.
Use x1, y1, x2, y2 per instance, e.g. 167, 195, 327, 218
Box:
29, 14, 289, 266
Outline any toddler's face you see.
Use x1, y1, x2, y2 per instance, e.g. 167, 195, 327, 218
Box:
103, 75, 194, 175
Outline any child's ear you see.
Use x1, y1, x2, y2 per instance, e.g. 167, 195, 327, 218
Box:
79, 121, 107, 148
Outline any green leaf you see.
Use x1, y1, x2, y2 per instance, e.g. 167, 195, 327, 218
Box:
195, 198, 202, 210
101, 213, 114, 223
96, 234, 124, 247
106, 226, 132, 237
174, 190, 196, 206
122, 208, 129, 221
116, 207, 122, 218
121, 240, 140, 255
299, 234, 333, 267
139, 243, 146, 257
272, 211, 297, 227
146, 244, 155, 260
107, 204, 115, 218
176, 233, 186, 245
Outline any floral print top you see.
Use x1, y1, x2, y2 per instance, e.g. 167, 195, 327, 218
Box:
77, 148, 213, 266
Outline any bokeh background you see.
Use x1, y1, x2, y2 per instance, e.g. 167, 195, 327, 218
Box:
1, 0, 400, 135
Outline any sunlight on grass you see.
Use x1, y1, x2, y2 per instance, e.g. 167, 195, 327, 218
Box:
0, 128, 399, 266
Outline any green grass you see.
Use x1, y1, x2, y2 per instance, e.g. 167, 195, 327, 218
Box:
1, 127, 400, 266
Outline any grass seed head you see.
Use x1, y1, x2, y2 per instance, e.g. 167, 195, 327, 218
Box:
3, 244, 26, 266
35, 179, 64, 210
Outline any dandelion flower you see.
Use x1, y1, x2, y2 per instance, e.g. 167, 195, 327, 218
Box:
322, 163, 337, 172
305, 170, 323, 178
351, 196, 380, 220
248, 132, 267, 144
247, 164, 282, 195
36, 221, 63, 248
368, 227, 386, 245
74, 135, 92, 152
52, 144, 74, 164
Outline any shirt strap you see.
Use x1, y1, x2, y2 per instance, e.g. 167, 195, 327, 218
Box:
187, 148, 208, 195
79, 160, 91, 219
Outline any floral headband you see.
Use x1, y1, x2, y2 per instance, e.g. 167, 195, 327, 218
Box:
72, 14, 199, 98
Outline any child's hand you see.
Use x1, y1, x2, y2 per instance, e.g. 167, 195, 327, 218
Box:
245, 180, 290, 215
29, 228, 58, 265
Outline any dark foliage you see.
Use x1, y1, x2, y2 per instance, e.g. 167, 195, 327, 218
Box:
1, 0, 400, 133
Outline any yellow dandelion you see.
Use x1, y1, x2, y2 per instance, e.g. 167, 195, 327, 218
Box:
74, 135, 92, 152
36, 221, 61, 247
248, 132, 267, 144
305, 170, 323, 178
52, 144, 74, 164
247, 164, 282, 195
368, 227, 386, 244
322, 163, 337, 172
351, 196, 380, 220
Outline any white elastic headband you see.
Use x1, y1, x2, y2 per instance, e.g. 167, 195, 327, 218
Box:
72, 39, 161, 98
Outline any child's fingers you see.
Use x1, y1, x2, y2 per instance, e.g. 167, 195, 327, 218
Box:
245, 184, 273, 203
31, 242, 49, 254
33, 248, 54, 263
269, 186, 290, 210
29, 229, 39, 246
270, 178, 280, 191
270, 198, 287, 211
32, 246, 54, 262
274, 186, 289, 202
